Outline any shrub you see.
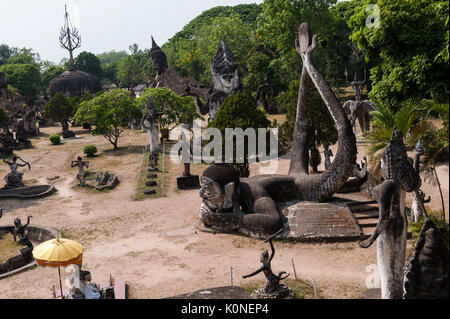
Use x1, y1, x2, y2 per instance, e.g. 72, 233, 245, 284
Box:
49, 134, 61, 145
84, 145, 97, 157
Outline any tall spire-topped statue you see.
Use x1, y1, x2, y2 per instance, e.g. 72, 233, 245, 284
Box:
207, 40, 241, 120
48, 6, 101, 97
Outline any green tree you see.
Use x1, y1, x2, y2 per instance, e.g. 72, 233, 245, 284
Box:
97, 50, 128, 66
74, 89, 141, 149
117, 51, 154, 89
0, 44, 12, 66
0, 63, 41, 102
41, 65, 65, 94
207, 90, 271, 177
276, 79, 338, 171
75, 51, 103, 78
44, 93, 73, 128
137, 88, 200, 136
349, 0, 449, 107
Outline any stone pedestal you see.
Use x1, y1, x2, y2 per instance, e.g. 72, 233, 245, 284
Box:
62, 131, 76, 138
177, 175, 200, 190
166, 286, 251, 299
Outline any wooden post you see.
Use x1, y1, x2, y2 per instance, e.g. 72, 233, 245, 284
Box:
291, 258, 298, 280
58, 266, 64, 299
230, 267, 233, 286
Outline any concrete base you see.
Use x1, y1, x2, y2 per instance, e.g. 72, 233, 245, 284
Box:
62, 131, 76, 138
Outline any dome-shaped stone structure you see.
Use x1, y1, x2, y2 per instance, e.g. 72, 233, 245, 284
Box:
48, 66, 101, 97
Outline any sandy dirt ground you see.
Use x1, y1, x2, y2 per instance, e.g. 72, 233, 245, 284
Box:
0, 124, 447, 299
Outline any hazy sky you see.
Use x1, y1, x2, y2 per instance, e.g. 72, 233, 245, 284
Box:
0, 0, 263, 64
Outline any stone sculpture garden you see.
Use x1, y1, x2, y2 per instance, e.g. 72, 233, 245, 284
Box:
0, 0, 448, 302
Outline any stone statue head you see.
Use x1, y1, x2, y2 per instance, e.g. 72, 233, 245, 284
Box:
211, 40, 240, 94
415, 140, 425, 156
150, 37, 168, 75
200, 164, 240, 213
260, 249, 269, 263
381, 128, 420, 192
14, 217, 21, 227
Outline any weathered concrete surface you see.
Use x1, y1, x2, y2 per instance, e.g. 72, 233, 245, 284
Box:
166, 286, 251, 299
279, 200, 362, 240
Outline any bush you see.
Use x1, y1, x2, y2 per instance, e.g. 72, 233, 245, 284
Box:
49, 134, 61, 145
84, 145, 97, 157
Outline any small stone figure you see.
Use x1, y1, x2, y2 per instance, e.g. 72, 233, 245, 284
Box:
149, 152, 159, 171
13, 216, 33, 249
323, 143, 333, 170
71, 156, 89, 185
3, 155, 31, 188
243, 229, 292, 299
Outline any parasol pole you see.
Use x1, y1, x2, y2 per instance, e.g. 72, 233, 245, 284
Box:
58, 265, 64, 299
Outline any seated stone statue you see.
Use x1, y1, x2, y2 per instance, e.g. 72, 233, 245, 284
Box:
13, 216, 33, 249
3, 155, 31, 188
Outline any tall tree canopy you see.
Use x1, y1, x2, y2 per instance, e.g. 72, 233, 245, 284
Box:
349, 0, 449, 106
74, 51, 103, 78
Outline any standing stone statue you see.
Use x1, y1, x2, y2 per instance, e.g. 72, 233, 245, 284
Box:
242, 229, 292, 299
323, 143, 333, 170
141, 96, 163, 155
3, 155, 31, 188
360, 128, 421, 299
207, 40, 241, 120
411, 140, 430, 222
71, 156, 89, 185
176, 131, 200, 189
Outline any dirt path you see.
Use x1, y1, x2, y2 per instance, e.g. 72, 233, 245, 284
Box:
0, 125, 447, 299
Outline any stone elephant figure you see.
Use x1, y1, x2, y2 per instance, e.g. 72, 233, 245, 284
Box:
343, 100, 375, 133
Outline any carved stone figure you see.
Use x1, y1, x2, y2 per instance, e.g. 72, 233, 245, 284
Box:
176, 131, 200, 189
242, 229, 292, 298
207, 40, 241, 120
13, 216, 33, 249
359, 128, 421, 299
411, 140, 430, 222
3, 155, 31, 188
199, 23, 357, 237
343, 100, 374, 134
404, 218, 449, 299
11, 115, 32, 148
71, 156, 89, 185
338, 157, 368, 194
149, 152, 159, 171
323, 143, 333, 170
149, 37, 209, 114
141, 96, 162, 154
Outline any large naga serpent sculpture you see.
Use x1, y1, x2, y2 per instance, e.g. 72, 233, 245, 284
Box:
199, 23, 357, 237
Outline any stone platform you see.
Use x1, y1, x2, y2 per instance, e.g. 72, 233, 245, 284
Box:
278, 200, 362, 241
166, 286, 251, 299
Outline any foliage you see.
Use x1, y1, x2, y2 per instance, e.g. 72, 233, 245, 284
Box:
44, 93, 72, 123
164, 14, 255, 86
74, 51, 103, 78
84, 144, 98, 157
97, 50, 129, 66
349, 0, 449, 107
137, 87, 200, 134
0, 108, 9, 127
41, 65, 65, 93
276, 79, 338, 159
74, 89, 141, 149
0, 63, 41, 102
117, 46, 155, 89
409, 211, 449, 249
207, 90, 271, 177
49, 134, 61, 145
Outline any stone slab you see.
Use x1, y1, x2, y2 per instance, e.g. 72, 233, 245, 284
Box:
166, 286, 251, 299
279, 200, 362, 240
